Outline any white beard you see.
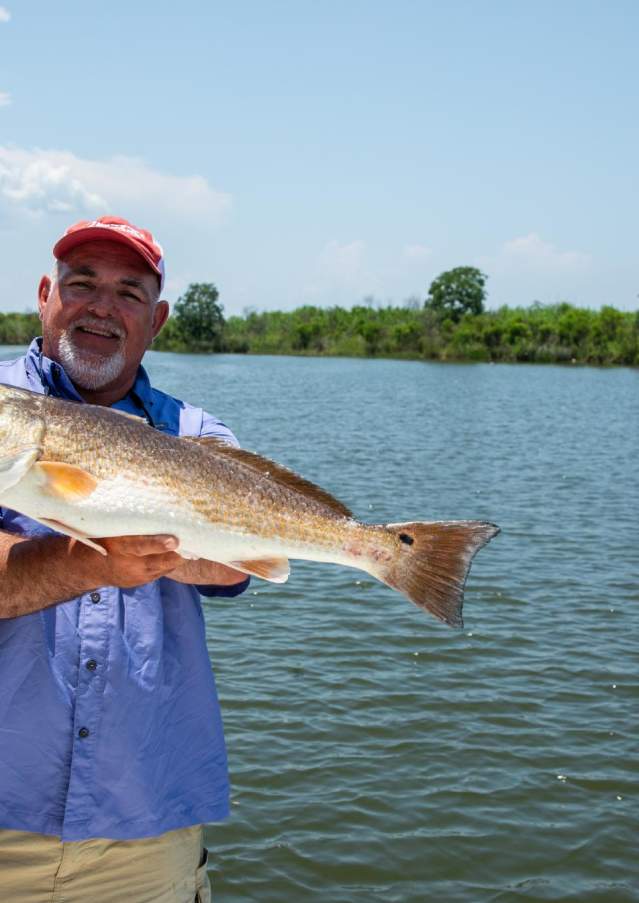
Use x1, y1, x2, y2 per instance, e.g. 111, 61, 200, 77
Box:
58, 329, 127, 391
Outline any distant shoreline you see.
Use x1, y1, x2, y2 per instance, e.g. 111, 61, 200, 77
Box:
152, 348, 637, 370
156, 300, 639, 367
2, 301, 638, 367
2, 343, 633, 370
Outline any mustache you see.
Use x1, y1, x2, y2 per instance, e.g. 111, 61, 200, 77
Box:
71, 317, 126, 340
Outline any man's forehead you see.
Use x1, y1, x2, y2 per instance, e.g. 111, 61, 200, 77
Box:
59, 240, 158, 278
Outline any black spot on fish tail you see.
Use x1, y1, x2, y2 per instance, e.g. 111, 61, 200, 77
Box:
380, 520, 500, 627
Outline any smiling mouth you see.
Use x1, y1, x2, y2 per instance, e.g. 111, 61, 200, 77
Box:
75, 325, 123, 340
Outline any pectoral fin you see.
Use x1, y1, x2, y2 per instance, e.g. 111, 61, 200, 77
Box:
0, 446, 41, 495
33, 461, 98, 501
229, 557, 290, 583
35, 517, 107, 556
109, 408, 148, 425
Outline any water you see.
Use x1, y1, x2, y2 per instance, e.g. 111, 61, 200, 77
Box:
6, 348, 639, 901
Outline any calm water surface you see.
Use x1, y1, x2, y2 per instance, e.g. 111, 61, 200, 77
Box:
144, 354, 637, 903
8, 349, 639, 902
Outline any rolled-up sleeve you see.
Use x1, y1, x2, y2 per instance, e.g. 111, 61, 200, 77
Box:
200, 412, 241, 447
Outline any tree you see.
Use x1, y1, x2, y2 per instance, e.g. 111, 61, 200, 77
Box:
173, 283, 225, 351
425, 266, 487, 322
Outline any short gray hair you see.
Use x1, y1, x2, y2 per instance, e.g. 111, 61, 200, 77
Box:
49, 260, 60, 293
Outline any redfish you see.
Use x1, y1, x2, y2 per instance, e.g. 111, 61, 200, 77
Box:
0, 385, 499, 626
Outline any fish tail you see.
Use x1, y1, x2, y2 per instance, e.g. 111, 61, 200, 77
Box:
377, 520, 500, 627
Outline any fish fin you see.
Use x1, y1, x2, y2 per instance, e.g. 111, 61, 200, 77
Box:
184, 438, 353, 519
33, 461, 98, 501
108, 408, 148, 425
229, 556, 290, 583
0, 446, 41, 494
35, 517, 107, 556
379, 521, 500, 628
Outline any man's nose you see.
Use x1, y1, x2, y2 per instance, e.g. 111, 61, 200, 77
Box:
86, 287, 118, 316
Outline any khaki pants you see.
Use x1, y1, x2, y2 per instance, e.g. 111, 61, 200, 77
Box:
0, 824, 211, 903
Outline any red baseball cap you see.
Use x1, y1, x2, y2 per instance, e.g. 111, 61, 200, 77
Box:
53, 216, 166, 292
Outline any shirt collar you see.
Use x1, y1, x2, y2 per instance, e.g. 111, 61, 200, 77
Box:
128, 364, 153, 409
26, 337, 83, 400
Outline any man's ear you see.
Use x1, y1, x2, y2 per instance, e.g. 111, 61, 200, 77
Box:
38, 276, 52, 320
151, 299, 170, 338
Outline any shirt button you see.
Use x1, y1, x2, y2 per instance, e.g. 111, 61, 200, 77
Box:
86, 659, 97, 671
78, 727, 90, 739
90, 592, 101, 603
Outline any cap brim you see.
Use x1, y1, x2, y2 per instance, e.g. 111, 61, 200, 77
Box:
53, 227, 163, 282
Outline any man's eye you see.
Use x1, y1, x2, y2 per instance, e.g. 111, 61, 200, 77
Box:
121, 291, 143, 302
69, 281, 92, 289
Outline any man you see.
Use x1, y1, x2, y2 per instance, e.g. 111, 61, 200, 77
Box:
0, 216, 249, 903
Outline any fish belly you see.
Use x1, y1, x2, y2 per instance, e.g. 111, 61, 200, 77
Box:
1, 469, 348, 568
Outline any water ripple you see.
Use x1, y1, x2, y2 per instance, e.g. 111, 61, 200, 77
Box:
141, 353, 639, 902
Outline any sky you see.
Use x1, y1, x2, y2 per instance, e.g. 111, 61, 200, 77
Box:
0, 1, 637, 315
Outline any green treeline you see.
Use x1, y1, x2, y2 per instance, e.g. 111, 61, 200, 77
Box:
0, 312, 41, 346
221, 302, 639, 364
2, 282, 638, 366
152, 273, 639, 365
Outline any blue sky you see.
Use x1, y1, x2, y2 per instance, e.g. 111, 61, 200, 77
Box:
1, 1, 637, 314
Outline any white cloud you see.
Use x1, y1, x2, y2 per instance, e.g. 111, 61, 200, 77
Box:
484, 232, 590, 274
302, 239, 381, 305
0, 146, 231, 220
476, 233, 592, 306
0, 7, 10, 23
0, 147, 106, 212
0, 91, 10, 107
319, 239, 367, 282
403, 243, 432, 260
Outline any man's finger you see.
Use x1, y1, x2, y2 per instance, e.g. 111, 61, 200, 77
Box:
98, 534, 179, 556
139, 551, 184, 573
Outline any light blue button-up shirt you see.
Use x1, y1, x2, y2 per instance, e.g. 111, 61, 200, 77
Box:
0, 339, 249, 841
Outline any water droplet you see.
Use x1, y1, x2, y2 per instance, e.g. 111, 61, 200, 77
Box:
413, 652, 419, 656
616, 795, 623, 801
557, 774, 567, 782
612, 684, 617, 689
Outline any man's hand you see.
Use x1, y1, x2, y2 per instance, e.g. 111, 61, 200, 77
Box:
93, 534, 184, 587
93, 535, 246, 588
